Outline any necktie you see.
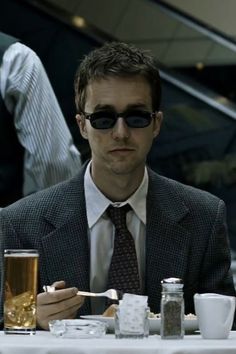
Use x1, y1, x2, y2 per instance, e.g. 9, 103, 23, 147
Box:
107, 204, 141, 295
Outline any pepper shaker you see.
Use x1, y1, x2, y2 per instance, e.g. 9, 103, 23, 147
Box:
160, 277, 184, 339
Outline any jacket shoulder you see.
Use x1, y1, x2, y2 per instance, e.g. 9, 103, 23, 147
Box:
148, 168, 223, 216
1, 169, 85, 221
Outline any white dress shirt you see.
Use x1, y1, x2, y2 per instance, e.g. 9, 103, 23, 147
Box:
0, 42, 81, 197
84, 162, 148, 314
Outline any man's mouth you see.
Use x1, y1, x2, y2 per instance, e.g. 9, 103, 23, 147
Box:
110, 146, 134, 153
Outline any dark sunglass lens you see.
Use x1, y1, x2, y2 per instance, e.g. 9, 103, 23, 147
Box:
126, 112, 151, 128
90, 112, 116, 129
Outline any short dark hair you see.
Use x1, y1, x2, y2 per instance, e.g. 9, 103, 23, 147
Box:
74, 41, 162, 113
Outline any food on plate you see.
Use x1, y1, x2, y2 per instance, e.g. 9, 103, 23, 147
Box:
102, 304, 118, 317
102, 305, 197, 320
184, 313, 197, 319
148, 312, 197, 320
148, 311, 160, 318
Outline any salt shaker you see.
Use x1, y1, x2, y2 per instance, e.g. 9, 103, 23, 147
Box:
160, 277, 184, 339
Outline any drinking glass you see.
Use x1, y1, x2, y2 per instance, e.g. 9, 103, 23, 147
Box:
114, 306, 149, 339
4, 249, 39, 334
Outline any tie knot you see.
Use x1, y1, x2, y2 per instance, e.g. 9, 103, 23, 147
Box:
107, 204, 131, 231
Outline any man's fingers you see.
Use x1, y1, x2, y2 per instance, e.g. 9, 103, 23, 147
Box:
38, 294, 84, 318
47, 301, 84, 321
38, 287, 78, 305
37, 280, 85, 330
51, 280, 66, 289
37, 294, 84, 330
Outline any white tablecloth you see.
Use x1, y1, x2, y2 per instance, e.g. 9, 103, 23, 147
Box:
1, 331, 236, 354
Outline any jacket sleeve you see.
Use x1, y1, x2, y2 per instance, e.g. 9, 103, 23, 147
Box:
199, 199, 235, 296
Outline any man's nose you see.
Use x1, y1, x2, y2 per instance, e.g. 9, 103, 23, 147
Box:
111, 117, 130, 139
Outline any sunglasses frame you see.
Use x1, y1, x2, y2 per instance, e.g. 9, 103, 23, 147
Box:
82, 109, 156, 129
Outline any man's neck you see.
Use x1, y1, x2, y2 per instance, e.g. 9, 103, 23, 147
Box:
90, 165, 145, 202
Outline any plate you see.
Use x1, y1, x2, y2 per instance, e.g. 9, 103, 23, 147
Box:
80, 315, 198, 333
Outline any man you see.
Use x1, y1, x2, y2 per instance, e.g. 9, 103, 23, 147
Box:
0, 31, 81, 206
0, 42, 235, 330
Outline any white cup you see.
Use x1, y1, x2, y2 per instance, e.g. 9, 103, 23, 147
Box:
194, 293, 235, 339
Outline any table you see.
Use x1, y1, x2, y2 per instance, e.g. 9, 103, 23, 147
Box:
1, 331, 236, 354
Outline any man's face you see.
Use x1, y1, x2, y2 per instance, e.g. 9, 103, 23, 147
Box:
76, 75, 162, 179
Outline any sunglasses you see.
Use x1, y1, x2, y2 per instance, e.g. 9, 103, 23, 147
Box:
82, 110, 156, 129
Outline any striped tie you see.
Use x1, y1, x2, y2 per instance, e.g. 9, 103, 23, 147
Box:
107, 204, 141, 295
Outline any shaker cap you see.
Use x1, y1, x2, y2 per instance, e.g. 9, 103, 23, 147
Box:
161, 277, 183, 284
161, 277, 184, 291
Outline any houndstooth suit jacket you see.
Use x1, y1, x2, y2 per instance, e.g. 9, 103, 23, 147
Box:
0, 163, 235, 320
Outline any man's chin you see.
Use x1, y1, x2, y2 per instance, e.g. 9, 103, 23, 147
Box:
109, 161, 141, 175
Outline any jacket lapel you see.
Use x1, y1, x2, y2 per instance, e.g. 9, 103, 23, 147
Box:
39, 164, 91, 314
146, 169, 191, 313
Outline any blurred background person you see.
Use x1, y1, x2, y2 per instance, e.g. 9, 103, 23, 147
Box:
0, 31, 82, 206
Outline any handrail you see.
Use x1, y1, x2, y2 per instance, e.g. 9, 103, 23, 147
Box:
152, 0, 236, 52
160, 68, 236, 120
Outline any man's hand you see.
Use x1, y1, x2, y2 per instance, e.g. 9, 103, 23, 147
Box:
37, 280, 84, 330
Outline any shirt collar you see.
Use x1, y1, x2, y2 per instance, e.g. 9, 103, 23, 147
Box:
84, 161, 148, 228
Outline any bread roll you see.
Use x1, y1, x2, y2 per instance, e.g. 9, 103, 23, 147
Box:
102, 304, 118, 317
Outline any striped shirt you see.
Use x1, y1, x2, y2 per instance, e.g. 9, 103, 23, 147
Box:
0, 42, 81, 196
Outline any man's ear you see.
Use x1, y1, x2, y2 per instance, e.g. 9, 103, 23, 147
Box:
76, 114, 88, 139
153, 111, 163, 138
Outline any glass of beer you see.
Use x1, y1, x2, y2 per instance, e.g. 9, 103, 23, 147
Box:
3, 249, 39, 334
